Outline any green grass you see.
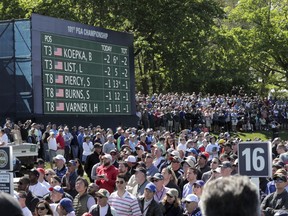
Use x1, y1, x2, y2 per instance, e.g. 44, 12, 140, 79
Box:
223, 130, 288, 141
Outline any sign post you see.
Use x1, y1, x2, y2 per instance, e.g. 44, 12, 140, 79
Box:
238, 142, 272, 193
0, 146, 14, 195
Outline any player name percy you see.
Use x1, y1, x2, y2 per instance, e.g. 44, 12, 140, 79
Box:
45, 74, 90, 86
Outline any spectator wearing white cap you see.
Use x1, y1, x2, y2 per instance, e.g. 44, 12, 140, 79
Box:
53, 155, 67, 179
103, 134, 116, 154
182, 194, 201, 216
96, 154, 119, 194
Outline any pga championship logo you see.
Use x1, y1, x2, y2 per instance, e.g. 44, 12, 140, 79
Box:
0, 149, 8, 168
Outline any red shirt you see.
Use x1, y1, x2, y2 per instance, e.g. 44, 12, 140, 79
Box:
96, 165, 118, 193
56, 134, 65, 149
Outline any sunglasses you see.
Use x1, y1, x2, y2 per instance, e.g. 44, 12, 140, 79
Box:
212, 161, 218, 164
37, 207, 46, 210
152, 179, 159, 183
116, 180, 124, 184
172, 160, 180, 163
274, 179, 285, 183
96, 196, 104, 199
184, 201, 192, 204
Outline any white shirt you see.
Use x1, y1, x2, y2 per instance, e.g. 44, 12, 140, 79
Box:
89, 204, 118, 216
29, 182, 49, 198
177, 142, 187, 152
0, 133, 9, 146
48, 137, 57, 150
22, 206, 33, 216
82, 141, 94, 156
39, 179, 51, 189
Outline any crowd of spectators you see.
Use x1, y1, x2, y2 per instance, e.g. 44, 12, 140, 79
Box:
135, 91, 285, 135
0, 91, 288, 215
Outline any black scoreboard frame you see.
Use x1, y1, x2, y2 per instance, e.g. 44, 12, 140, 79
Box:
31, 14, 135, 116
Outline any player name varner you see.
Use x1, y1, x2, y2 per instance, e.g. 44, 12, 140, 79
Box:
65, 102, 98, 113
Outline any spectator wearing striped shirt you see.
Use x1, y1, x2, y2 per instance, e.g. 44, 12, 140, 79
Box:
109, 174, 142, 216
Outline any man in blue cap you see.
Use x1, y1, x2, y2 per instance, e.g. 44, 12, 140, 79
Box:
138, 182, 163, 216
57, 198, 75, 216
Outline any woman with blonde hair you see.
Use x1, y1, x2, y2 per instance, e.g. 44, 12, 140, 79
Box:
160, 188, 183, 216
161, 167, 180, 193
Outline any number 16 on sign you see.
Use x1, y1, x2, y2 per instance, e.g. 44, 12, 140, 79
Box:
238, 142, 272, 177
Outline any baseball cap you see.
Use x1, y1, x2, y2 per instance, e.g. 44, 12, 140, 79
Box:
68, 160, 76, 166
167, 148, 174, 154
36, 158, 45, 164
54, 155, 66, 163
107, 134, 113, 139
49, 185, 64, 194
36, 168, 45, 175
182, 194, 199, 203
145, 182, 156, 192
171, 156, 182, 163
166, 188, 179, 198
95, 189, 110, 198
219, 161, 232, 168
29, 169, 40, 177
102, 154, 112, 161
94, 143, 102, 148
186, 148, 198, 156
171, 150, 180, 157
110, 149, 117, 154
151, 173, 164, 180
193, 180, 205, 187
125, 155, 136, 163
199, 152, 209, 160
218, 139, 226, 144
185, 156, 196, 164
273, 173, 287, 182
59, 198, 74, 213
182, 159, 195, 168
135, 145, 144, 151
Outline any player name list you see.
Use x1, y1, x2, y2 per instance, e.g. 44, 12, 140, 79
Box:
41, 33, 131, 115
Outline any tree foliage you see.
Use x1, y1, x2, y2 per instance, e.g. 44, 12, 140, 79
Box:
0, 0, 287, 95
